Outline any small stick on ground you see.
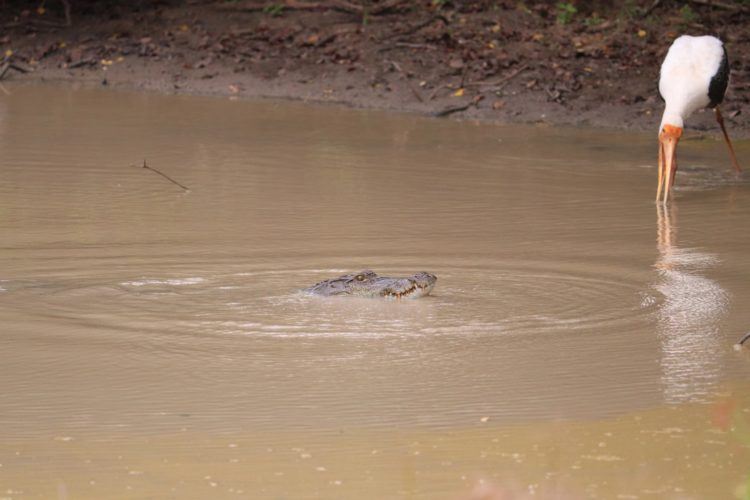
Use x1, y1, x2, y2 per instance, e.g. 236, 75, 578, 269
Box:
217, 0, 362, 14
688, 0, 750, 12
2, 18, 71, 29
0, 64, 10, 81
464, 64, 528, 90
380, 14, 449, 41
641, 0, 662, 17
394, 42, 437, 51
433, 95, 484, 118
459, 66, 469, 90
427, 84, 448, 101
0, 63, 30, 81
62, 0, 72, 26
586, 20, 615, 33
388, 60, 424, 103
141, 160, 190, 192
378, 42, 438, 52
217, 0, 408, 15
68, 58, 97, 69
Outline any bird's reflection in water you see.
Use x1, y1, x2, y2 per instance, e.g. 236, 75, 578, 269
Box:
655, 204, 728, 404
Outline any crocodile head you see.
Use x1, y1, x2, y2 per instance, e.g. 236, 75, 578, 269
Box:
305, 270, 437, 299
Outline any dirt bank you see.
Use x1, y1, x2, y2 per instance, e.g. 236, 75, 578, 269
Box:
1, 1, 750, 136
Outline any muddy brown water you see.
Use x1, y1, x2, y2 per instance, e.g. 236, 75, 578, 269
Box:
1, 85, 750, 499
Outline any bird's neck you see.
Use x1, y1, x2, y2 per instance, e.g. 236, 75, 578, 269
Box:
659, 106, 684, 134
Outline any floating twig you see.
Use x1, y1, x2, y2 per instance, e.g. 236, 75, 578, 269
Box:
737, 332, 750, 347
140, 160, 190, 192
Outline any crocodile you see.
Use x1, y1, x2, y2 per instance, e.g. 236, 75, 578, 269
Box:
305, 270, 437, 299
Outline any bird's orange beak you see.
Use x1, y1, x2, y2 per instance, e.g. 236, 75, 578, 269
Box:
657, 124, 682, 203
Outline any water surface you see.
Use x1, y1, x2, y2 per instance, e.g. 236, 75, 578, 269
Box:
1, 85, 750, 499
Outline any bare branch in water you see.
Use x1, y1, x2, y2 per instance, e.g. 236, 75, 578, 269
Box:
140, 160, 190, 192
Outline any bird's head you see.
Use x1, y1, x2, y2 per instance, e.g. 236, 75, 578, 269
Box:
659, 123, 683, 143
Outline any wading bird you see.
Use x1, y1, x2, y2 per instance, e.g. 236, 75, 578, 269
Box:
656, 35, 742, 203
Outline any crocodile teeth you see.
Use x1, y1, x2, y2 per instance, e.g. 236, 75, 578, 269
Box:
384, 284, 418, 299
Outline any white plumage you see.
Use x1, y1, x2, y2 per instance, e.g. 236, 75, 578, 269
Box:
659, 35, 724, 131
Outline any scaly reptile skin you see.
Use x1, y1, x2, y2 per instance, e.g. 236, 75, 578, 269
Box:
305, 270, 437, 299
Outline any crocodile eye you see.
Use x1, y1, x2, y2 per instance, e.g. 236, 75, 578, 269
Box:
355, 274, 365, 281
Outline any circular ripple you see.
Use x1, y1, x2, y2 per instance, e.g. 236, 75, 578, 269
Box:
2, 259, 660, 341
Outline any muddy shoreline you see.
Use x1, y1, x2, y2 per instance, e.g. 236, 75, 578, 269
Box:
2, 1, 750, 137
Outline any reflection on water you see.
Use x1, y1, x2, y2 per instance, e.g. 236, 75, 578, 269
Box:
1, 84, 749, 498
655, 205, 728, 404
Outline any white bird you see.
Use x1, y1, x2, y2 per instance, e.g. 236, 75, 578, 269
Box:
656, 35, 742, 203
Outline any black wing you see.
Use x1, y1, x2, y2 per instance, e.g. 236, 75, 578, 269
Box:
708, 45, 729, 108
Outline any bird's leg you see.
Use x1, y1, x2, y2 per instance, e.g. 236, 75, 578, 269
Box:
714, 107, 743, 173
656, 141, 665, 202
